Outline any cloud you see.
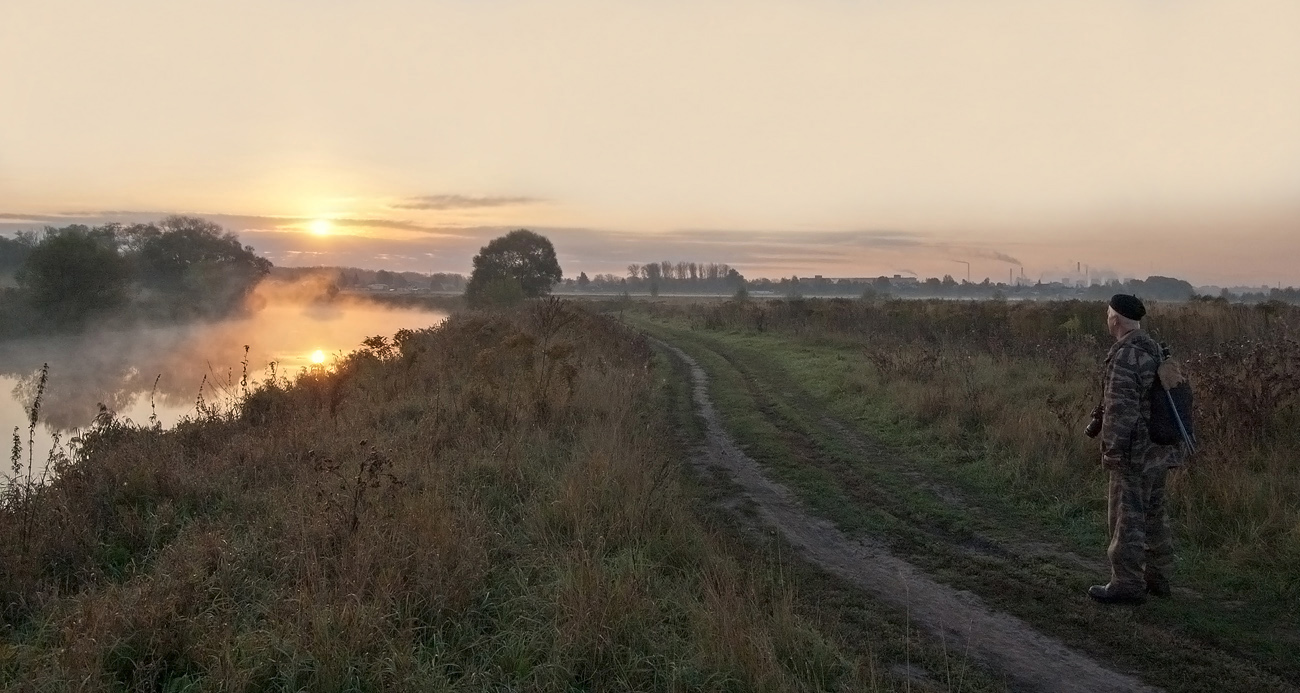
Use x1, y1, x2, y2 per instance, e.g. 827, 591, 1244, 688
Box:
389, 195, 542, 211
0, 212, 158, 225
0, 210, 473, 237
662, 228, 926, 250
322, 217, 464, 235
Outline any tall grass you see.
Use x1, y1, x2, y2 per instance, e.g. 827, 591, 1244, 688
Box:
641, 297, 1300, 594
0, 301, 871, 691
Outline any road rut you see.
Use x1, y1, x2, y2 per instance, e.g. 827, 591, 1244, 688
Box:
662, 341, 1160, 693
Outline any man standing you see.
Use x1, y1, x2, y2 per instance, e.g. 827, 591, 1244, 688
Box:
1089, 294, 1181, 604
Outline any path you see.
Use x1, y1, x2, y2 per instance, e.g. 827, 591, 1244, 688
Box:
661, 341, 1160, 693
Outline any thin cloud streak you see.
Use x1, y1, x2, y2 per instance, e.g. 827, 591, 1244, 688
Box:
389, 195, 543, 211
0, 210, 469, 237
665, 229, 927, 249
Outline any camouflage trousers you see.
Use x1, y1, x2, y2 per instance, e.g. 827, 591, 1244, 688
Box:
1107, 464, 1173, 591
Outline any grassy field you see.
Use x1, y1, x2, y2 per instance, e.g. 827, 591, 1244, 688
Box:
0, 300, 1014, 691
626, 297, 1300, 692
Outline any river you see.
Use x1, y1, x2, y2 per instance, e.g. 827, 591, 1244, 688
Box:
1, 297, 446, 480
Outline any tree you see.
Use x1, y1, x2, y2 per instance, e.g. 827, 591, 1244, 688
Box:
465, 229, 562, 306
17, 226, 130, 322
131, 215, 271, 314
1133, 275, 1195, 301
0, 234, 34, 280
576, 271, 591, 289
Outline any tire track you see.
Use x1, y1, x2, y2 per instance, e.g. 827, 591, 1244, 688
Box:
660, 339, 1160, 693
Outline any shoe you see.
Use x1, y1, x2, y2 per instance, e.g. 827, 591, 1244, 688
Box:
1088, 584, 1146, 604
1146, 580, 1172, 598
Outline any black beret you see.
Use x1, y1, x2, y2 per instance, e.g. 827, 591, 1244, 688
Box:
1109, 294, 1146, 321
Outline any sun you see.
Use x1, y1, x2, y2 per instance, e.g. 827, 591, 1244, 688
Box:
310, 349, 326, 364
309, 219, 331, 236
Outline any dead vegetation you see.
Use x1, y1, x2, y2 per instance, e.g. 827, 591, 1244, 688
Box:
0, 300, 874, 691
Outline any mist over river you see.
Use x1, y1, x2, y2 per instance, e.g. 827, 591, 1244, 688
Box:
2, 295, 445, 478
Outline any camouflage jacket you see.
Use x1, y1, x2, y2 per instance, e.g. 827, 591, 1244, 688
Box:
1101, 329, 1180, 471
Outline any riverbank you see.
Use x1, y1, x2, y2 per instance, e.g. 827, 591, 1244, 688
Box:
1, 301, 943, 691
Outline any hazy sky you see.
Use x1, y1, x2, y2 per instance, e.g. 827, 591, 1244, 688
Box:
2, 0, 1298, 285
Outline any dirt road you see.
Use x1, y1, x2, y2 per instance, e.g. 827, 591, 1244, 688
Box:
662, 341, 1160, 693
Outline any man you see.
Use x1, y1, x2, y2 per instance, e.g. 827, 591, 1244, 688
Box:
1089, 294, 1181, 604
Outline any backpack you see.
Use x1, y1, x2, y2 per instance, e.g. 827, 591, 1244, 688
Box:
1150, 343, 1196, 452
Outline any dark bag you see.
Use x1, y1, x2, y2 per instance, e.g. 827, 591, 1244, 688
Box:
1150, 345, 1195, 451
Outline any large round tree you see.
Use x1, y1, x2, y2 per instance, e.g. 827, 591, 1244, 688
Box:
465, 230, 562, 306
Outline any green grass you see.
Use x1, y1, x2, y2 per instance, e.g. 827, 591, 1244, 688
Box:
630, 310, 1300, 692
645, 338, 1009, 692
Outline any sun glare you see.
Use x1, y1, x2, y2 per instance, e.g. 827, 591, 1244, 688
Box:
310, 349, 326, 364
309, 219, 331, 236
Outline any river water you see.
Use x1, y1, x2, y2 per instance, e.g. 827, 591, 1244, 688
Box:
1, 297, 446, 480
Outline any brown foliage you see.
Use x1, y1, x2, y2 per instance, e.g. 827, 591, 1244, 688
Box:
0, 301, 866, 691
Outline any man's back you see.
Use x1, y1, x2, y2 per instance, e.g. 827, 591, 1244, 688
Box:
1101, 329, 1177, 471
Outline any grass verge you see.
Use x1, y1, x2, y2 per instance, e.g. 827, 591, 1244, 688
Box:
630, 309, 1298, 692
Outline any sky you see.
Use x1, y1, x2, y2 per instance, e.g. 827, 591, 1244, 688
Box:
2, 0, 1298, 286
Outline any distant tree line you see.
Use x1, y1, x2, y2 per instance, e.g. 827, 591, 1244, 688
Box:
625, 261, 742, 283
0, 216, 271, 338
1216, 286, 1300, 304
552, 266, 1300, 306
269, 266, 467, 293
559, 260, 745, 296
756, 274, 1300, 305
777, 274, 1202, 302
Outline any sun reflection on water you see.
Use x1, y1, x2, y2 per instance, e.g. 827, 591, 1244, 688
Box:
1, 302, 447, 477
